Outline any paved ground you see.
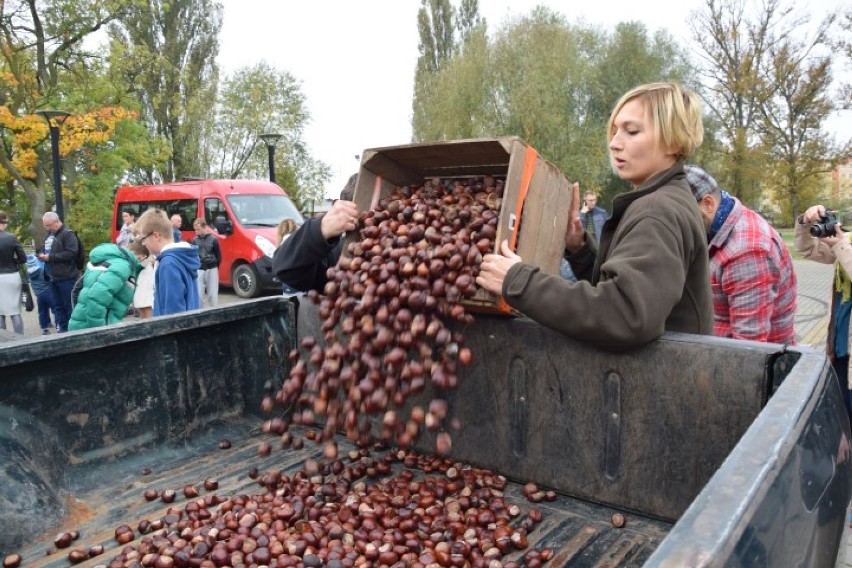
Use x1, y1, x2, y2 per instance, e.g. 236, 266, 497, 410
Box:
4, 262, 852, 564
5, 287, 252, 338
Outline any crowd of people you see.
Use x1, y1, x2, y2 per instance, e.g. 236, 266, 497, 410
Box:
0, 206, 220, 336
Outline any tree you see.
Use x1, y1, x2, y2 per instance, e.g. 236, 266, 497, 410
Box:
759, 28, 852, 223
838, 7, 852, 110
690, 0, 802, 206
108, 0, 222, 183
201, 62, 331, 210
412, 0, 484, 141
0, 0, 138, 245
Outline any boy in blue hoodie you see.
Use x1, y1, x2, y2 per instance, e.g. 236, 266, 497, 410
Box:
26, 255, 57, 334
134, 208, 200, 316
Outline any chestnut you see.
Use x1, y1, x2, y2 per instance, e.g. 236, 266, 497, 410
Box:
3, 554, 22, 568
160, 489, 176, 503
217, 439, 231, 450
54, 532, 73, 549
611, 513, 627, 528
143, 489, 159, 501
68, 549, 88, 564
203, 478, 219, 491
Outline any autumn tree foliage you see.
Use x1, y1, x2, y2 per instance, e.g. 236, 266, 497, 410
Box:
0, 0, 156, 247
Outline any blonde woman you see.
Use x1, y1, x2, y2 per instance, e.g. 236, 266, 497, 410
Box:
276, 218, 299, 246
477, 82, 712, 350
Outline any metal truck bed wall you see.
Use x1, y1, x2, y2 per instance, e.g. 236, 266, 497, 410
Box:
0, 297, 849, 567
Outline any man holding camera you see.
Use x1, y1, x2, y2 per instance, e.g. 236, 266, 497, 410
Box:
686, 166, 796, 343
795, 203, 852, 424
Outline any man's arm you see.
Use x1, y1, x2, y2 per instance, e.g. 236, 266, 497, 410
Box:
272, 217, 340, 292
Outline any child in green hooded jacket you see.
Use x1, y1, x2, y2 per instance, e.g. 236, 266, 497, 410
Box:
68, 241, 146, 331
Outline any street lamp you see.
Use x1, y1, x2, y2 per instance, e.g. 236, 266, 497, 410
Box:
258, 133, 283, 183
36, 110, 71, 221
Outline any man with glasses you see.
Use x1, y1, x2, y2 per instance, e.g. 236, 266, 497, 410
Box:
135, 208, 200, 316
38, 212, 80, 332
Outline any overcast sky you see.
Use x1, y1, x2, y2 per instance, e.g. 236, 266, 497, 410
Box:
217, 0, 849, 196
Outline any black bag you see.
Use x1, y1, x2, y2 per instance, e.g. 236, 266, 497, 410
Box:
21, 285, 34, 312
71, 231, 85, 271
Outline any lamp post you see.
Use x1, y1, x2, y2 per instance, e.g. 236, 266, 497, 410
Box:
36, 110, 71, 221
258, 133, 283, 183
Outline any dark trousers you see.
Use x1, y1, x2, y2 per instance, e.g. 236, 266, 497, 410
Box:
51, 278, 76, 332
36, 291, 56, 331
833, 355, 852, 430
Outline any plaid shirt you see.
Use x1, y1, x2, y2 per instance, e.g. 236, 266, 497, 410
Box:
709, 198, 797, 343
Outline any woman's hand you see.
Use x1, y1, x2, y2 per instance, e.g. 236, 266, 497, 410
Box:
802, 204, 827, 224
821, 222, 846, 246
476, 240, 522, 295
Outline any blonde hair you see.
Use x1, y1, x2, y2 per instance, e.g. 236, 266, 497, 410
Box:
126, 240, 149, 258
276, 218, 299, 245
135, 208, 173, 242
607, 82, 704, 160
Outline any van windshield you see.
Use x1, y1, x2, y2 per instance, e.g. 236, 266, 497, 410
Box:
227, 194, 303, 227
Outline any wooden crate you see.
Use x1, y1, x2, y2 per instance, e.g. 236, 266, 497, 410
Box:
350, 136, 573, 313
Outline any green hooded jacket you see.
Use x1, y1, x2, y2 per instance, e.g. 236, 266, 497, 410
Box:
68, 243, 142, 331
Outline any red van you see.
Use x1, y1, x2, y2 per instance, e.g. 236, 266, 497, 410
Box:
112, 179, 303, 297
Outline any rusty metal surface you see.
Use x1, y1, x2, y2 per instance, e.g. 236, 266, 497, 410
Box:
14, 417, 671, 568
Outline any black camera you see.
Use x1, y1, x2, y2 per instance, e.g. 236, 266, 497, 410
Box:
810, 212, 840, 238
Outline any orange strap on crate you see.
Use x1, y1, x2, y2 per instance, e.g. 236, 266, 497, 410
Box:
370, 176, 382, 211
498, 146, 538, 313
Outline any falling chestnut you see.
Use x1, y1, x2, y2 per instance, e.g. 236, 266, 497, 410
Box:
611, 512, 627, 528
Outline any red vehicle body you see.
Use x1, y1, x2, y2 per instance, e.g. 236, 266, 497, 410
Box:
112, 179, 303, 297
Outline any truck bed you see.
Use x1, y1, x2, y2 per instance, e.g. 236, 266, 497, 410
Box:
18, 418, 671, 568
2, 298, 849, 567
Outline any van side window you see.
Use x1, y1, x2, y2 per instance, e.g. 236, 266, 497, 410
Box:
205, 198, 228, 226
115, 200, 197, 231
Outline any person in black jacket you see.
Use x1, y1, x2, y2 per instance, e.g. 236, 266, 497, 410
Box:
0, 210, 27, 334
38, 212, 80, 332
272, 174, 358, 293
191, 218, 221, 307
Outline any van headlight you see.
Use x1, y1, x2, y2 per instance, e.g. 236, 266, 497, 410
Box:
255, 235, 277, 258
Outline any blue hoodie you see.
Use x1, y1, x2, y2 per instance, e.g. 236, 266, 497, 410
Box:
154, 243, 201, 316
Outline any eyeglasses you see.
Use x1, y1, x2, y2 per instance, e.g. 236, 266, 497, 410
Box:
139, 231, 155, 244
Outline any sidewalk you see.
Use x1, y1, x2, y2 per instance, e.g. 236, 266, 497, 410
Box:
793, 258, 833, 348
3, 289, 246, 339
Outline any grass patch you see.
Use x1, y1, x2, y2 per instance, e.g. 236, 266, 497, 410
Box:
777, 228, 802, 260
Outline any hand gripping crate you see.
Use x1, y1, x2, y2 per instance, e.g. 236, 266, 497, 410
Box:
349, 136, 573, 313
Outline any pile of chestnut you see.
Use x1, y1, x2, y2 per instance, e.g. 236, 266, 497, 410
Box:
105, 448, 552, 568
265, 177, 505, 456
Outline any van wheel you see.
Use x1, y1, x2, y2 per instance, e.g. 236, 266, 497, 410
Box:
233, 264, 260, 298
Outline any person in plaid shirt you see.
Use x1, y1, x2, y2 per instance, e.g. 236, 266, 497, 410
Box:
686, 166, 796, 343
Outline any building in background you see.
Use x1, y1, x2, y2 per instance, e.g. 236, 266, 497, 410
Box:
830, 160, 852, 204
